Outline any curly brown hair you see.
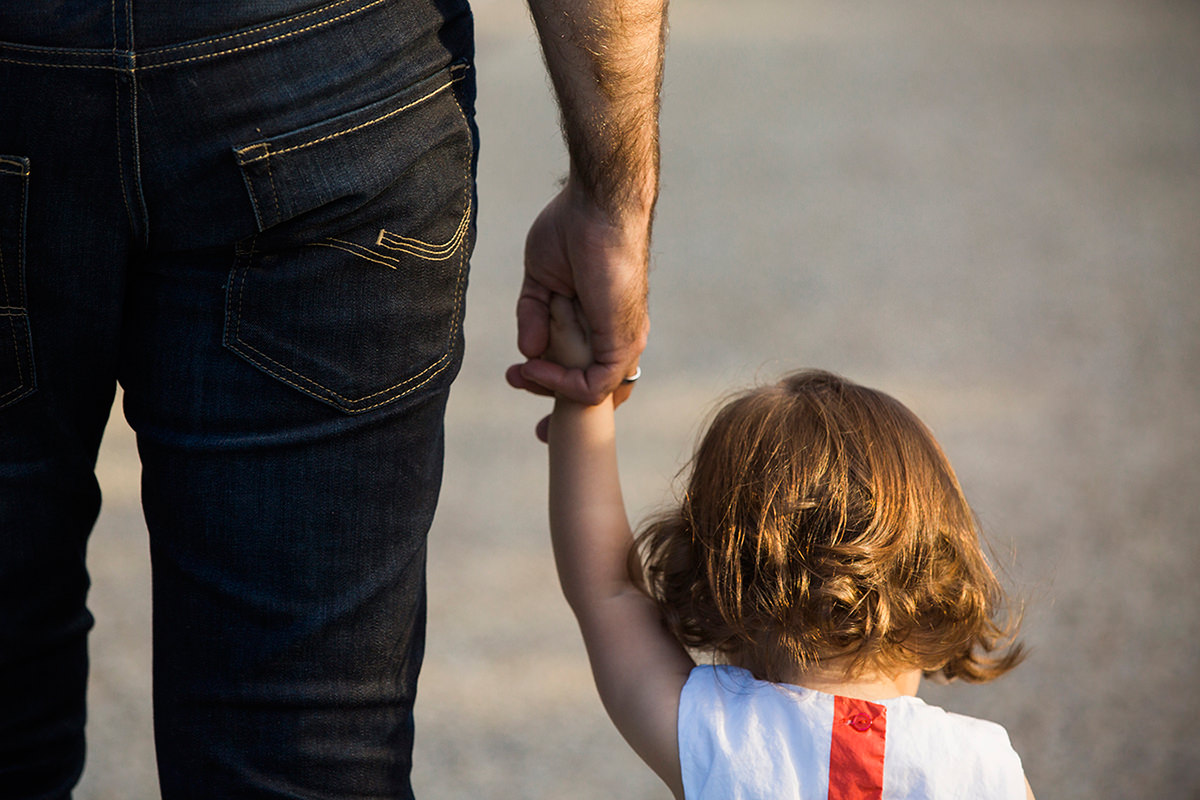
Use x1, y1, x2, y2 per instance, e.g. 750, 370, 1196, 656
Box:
634, 370, 1024, 684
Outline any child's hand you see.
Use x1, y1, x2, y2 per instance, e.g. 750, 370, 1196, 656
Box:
545, 293, 636, 410
531, 293, 635, 441
544, 294, 593, 370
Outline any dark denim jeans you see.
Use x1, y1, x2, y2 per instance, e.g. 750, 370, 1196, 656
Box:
0, 1, 477, 797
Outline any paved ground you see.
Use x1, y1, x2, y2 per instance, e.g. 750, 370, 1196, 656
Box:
76, 0, 1199, 798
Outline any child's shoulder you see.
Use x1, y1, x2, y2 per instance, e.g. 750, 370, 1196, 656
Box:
885, 691, 1018, 756
884, 699, 1025, 798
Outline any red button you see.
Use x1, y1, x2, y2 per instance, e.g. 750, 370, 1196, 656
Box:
848, 712, 873, 732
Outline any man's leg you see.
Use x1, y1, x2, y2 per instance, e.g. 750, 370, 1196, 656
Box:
0, 52, 132, 798
120, 2, 477, 794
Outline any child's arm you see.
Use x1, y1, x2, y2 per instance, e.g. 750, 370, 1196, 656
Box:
545, 297, 694, 799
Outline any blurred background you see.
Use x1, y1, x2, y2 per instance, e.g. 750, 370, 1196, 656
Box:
79, 0, 1199, 798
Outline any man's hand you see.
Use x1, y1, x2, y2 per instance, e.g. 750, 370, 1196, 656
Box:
507, 182, 649, 405
509, 0, 666, 414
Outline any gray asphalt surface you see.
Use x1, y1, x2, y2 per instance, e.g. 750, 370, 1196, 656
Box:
78, 1, 1200, 798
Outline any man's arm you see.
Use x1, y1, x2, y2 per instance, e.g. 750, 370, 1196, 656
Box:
509, 0, 668, 405
529, 0, 666, 220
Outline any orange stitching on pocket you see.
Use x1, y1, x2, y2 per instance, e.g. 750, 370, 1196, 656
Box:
375, 198, 471, 261
235, 333, 452, 409
312, 239, 401, 269
225, 65, 475, 413
235, 73, 463, 165
313, 195, 473, 270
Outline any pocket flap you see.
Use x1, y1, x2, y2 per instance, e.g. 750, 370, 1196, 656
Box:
233, 62, 469, 232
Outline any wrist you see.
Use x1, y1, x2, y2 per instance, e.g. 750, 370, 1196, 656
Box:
554, 392, 615, 414
549, 393, 616, 450
564, 173, 657, 234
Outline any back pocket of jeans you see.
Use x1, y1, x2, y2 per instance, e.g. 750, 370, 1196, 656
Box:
0, 156, 35, 410
227, 62, 474, 414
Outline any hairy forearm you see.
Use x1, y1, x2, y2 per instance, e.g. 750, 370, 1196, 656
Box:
548, 397, 637, 613
527, 0, 668, 221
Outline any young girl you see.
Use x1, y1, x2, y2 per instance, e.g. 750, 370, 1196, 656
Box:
542, 295, 1035, 799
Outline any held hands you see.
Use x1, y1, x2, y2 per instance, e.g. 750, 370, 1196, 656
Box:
524, 292, 636, 442
544, 294, 593, 371
506, 183, 649, 419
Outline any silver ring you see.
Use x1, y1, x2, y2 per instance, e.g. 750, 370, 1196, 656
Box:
621, 366, 642, 384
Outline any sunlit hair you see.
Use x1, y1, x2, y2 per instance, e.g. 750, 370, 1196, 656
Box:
633, 370, 1024, 684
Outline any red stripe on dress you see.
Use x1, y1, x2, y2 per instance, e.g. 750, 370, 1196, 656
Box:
827, 696, 887, 800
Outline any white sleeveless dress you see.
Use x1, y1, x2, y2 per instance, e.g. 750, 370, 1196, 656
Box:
678, 665, 1026, 800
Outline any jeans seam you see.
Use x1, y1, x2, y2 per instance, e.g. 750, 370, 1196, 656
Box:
140, 0, 389, 71
0, 40, 115, 55
0, 319, 26, 401
229, 242, 454, 408
146, 0, 371, 56
240, 338, 452, 410
1, 299, 16, 397
112, 72, 138, 240
237, 69, 466, 166
108, 0, 139, 241
0, 160, 31, 404
0, 56, 117, 70
0, 193, 9, 308
0, 379, 26, 404
265, 156, 282, 226
240, 173, 266, 230
0, 0, 385, 70
124, 0, 150, 246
